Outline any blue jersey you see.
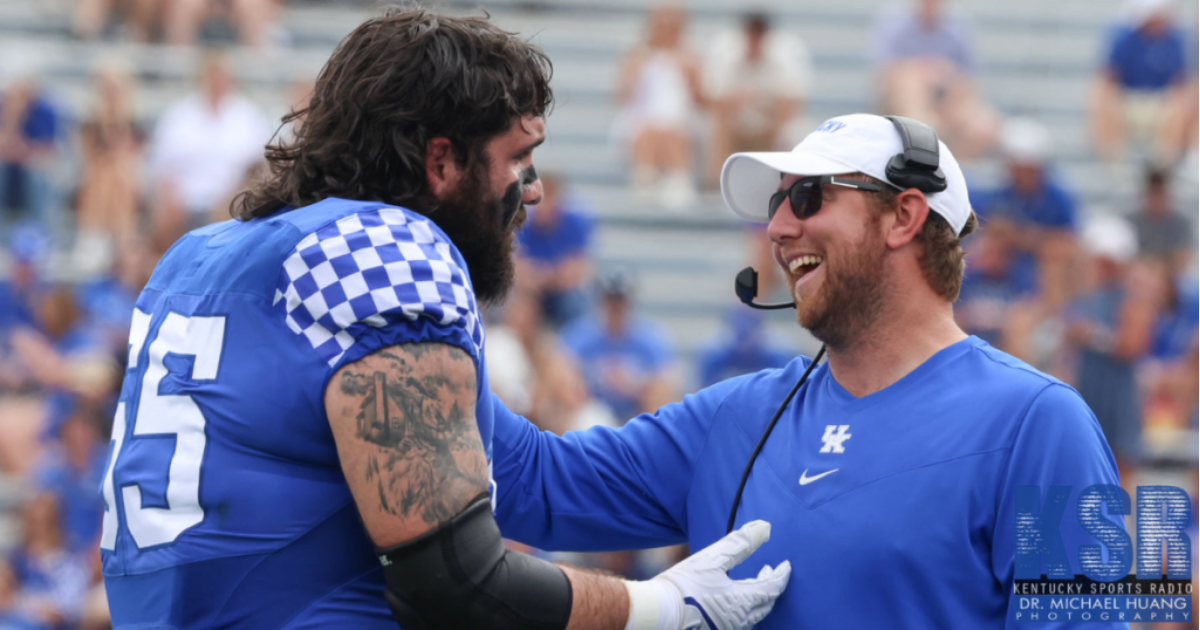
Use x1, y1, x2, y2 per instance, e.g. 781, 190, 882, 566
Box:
559, 315, 675, 421
516, 198, 595, 264
975, 179, 1078, 232
100, 199, 493, 629
493, 336, 1125, 629
1105, 23, 1187, 91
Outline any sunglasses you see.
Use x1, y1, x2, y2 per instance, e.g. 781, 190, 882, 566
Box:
767, 175, 883, 221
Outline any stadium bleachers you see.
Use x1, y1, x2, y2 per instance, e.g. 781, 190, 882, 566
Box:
0, 0, 1194, 363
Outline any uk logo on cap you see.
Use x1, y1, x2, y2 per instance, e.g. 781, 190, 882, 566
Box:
815, 121, 847, 134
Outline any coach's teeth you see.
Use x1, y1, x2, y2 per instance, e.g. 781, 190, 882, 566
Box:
788, 255, 824, 273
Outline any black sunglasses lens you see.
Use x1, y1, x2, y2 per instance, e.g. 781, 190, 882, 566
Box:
767, 191, 787, 220
768, 178, 824, 221
790, 181, 820, 219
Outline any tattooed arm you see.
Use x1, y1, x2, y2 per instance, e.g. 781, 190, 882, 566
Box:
325, 342, 629, 630
325, 342, 488, 545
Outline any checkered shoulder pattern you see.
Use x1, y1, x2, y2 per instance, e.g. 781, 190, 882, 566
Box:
273, 207, 484, 367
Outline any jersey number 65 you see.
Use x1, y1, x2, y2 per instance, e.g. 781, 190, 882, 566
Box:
100, 310, 226, 552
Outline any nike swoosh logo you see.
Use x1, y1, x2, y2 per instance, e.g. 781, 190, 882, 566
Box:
799, 468, 838, 486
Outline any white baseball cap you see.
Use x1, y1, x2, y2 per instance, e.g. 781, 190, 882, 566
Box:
1124, 0, 1174, 26
1082, 216, 1138, 263
999, 117, 1051, 164
720, 113, 973, 236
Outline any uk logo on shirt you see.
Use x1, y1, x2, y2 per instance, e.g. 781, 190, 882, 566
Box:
819, 425, 852, 453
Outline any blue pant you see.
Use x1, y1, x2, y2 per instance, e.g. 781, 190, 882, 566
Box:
0, 162, 55, 231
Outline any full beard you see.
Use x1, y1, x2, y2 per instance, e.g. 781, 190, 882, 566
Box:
797, 230, 889, 351
425, 166, 526, 307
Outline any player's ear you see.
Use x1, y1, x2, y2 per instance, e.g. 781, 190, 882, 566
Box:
425, 137, 462, 201
885, 188, 930, 250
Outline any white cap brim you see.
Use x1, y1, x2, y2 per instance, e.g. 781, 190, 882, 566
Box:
721, 150, 863, 222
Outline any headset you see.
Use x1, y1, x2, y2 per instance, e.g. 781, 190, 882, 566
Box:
726, 115, 945, 534
883, 115, 948, 195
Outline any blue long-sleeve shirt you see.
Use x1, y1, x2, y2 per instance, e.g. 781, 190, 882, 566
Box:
494, 336, 1127, 629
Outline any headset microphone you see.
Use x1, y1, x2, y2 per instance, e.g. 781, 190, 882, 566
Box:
735, 267, 796, 310
727, 264, 824, 534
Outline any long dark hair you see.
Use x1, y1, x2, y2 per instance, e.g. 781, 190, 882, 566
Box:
233, 8, 553, 220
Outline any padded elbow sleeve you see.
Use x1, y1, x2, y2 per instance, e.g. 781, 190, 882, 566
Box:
375, 494, 573, 630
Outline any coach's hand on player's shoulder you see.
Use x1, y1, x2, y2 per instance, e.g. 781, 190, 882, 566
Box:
624, 520, 791, 630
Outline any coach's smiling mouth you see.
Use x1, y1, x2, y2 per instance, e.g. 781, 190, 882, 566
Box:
788, 255, 823, 279
784, 253, 825, 298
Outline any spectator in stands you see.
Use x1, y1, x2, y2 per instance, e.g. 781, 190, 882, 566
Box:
0, 560, 47, 630
485, 292, 539, 419
0, 227, 49, 476
704, 11, 812, 186
0, 226, 47, 398
8, 495, 90, 629
956, 221, 1033, 348
1159, 13, 1199, 167
73, 63, 144, 271
1146, 268, 1199, 365
704, 12, 812, 292
79, 582, 109, 630
695, 308, 791, 389
1090, 0, 1191, 163
1066, 217, 1160, 483
1129, 167, 1193, 273
164, 0, 281, 48
560, 269, 677, 421
74, 238, 153, 357
614, 3, 703, 208
515, 173, 594, 327
274, 77, 315, 147
0, 226, 44, 339
72, 0, 160, 42
0, 74, 61, 234
973, 118, 1077, 303
485, 290, 616, 435
147, 52, 269, 249
30, 410, 107, 554
1139, 264, 1199, 436
871, 0, 997, 159
8, 286, 116, 405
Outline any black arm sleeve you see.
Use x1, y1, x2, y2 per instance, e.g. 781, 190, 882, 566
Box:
376, 494, 574, 630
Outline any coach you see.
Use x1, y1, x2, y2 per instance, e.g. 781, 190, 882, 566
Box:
492, 114, 1125, 629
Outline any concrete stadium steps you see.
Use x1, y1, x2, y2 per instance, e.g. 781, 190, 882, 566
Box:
527, 141, 1157, 204
493, 14, 1110, 70
436, 0, 1128, 24
542, 101, 1104, 155
0, 3, 1126, 99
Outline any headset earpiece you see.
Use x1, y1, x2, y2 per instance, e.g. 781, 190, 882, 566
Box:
884, 116, 948, 194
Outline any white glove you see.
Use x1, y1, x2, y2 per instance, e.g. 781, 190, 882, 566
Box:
623, 520, 791, 630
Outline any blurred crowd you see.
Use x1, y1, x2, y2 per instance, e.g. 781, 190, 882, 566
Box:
0, 0, 1194, 626
614, 0, 1197, 199
72, 0, 282, 48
